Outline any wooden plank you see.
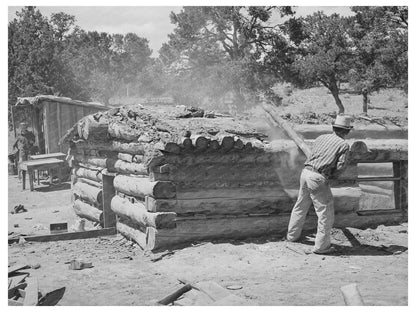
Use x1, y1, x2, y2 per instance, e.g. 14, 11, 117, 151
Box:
102, 171, 117, 228
194, 281, 229, 302
8, 282, 27, 299
23, 277, 39, 306
158, 284, 192, 305
30, 152, 66, 160
44, 103, 50, 153
211, 294, 251, 306
8, 299, 23, 306
8, 228, 117, 244
340, 283, 364, 306
20, 158, 64, 170
47, 102, 59, 153
56, 103, 62, 152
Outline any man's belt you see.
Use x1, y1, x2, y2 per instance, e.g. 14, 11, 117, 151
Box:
304, 165, 327, 178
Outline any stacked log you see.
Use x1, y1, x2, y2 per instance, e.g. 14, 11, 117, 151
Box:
67, 105, 407, 251
70, 148, 104, 224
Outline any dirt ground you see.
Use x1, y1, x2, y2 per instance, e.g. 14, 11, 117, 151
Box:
8, 175, 408, 306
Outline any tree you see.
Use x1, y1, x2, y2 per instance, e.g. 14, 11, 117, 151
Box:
8, 7, 90, 108
349, 6, 408, 93
269, 12, 356, 113
159, 6, 293, 108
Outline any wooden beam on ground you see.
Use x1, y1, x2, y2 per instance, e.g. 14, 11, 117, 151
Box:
340, 283, 364, 306
157, 284, 192, 305
8, 228, 117, 244
23, 277, 39, 306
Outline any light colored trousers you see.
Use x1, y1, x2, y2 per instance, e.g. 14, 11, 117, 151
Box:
287, 168, 334, 252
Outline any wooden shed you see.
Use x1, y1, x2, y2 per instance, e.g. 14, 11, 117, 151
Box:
12, 95, 110, 154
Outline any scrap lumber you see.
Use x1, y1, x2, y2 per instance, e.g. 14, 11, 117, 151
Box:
113, 175, 176, 199
8, 282, 27, 299
23, 277, 39, 306
340, 283, 364, 306
8, 299, 23, 306
158, 284, 193, 305
111, 195, 176, 228
9, 274, 29, 289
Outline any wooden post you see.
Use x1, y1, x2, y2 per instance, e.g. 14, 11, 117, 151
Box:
398, 160, 408, 212
102, 169, 117, 228
57, 103, 62, 152
393, 161, 401, 211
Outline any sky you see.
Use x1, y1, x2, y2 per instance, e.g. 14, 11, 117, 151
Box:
7, 6, 353, 56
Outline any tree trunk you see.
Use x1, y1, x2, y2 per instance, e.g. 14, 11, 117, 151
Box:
329, 88, 345, 114
328, 78, 345, 114
362, 88, 368, 115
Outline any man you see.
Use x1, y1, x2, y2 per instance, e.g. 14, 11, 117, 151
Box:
286, 115, 353, 254
13, 122, 36, 177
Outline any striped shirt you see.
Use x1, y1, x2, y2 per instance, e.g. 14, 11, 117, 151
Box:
304, 133, 350, 179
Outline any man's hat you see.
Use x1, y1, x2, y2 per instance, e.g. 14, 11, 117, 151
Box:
19, 122, 28, 129
333, 115, 353, 130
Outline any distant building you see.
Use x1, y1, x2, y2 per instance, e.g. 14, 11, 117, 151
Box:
12, 95, 110, 154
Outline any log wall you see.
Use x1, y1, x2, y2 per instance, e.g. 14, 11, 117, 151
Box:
69, 110, 407, 251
